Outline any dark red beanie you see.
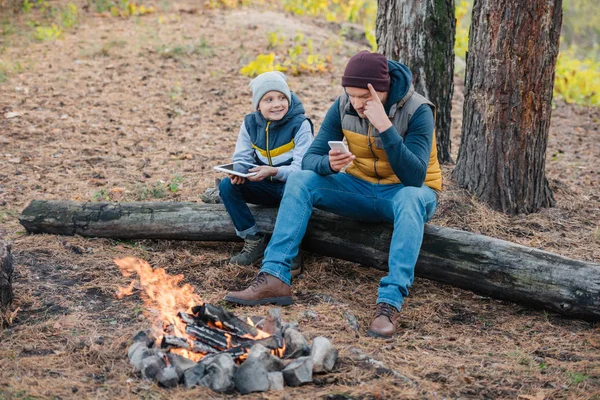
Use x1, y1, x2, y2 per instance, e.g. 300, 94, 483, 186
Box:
341, 50, 390, 92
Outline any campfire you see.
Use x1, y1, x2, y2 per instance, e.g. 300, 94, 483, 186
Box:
116, 257, 337, 393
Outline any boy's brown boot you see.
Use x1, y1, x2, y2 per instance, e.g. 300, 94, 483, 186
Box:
367, 303, 400, 338
224, 272, 292, 306
230, 234, 267, 266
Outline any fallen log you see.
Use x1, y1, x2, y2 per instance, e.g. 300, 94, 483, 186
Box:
0, 240, 13, 314
18, 200, 600, 321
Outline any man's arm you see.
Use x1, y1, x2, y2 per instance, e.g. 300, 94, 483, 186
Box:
363, 84, 433, 187
301, 98, 345, 175
379, 104, 434, 187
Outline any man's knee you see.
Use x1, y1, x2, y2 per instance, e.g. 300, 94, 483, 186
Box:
392, 186, 429, 208
285, 170, 319, 195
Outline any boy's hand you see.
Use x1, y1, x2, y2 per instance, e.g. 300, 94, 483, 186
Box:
329, 149, 355, 172
247, 166, 277, 181
229, 174, 245, 185
364, 83, 392, 132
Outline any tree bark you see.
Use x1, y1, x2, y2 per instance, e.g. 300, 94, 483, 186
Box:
19, 200, 600, 321
376, 0, 455, 164
452, 0, 561, 214
0, 240, 13, 313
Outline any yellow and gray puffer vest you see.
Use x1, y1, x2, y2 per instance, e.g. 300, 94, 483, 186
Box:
244, 93, 309, 170
339, 87, 442, 191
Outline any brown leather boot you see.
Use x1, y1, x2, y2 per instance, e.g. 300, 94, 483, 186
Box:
367, 303, 400, 338
224, 272, 292, 306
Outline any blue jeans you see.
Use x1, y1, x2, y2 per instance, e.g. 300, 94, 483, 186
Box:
260, 170, 438, 311
219, 177, 285, 239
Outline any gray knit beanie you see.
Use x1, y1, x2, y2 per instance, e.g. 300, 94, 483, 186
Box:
249, 71, 292, 110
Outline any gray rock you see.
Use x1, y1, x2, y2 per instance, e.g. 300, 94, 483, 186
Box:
130, 345, 160, 372
140, 355, 166, 381
246, 344, 284, 372
198, 353, 236, 393
343, 309, 360, 333
183, 363, 206, 388
157, 366, 181, 388
310, 336, 338, 373
262, 308, 282, 335
268, 372, 284, 391
166, 352, 197, 373
127, 342, 146, 360
233, 358, 270, 394
132, 330, 156, 347
283, 328, 310, 359
282, 356, 313, 386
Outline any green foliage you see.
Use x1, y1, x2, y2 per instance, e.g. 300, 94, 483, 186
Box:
454, 0, 470, 60
92, 189, 110, 201
282, 0, 377, 50
240, 31, 331, 77
553, 47, 600, 106
87, 0, 156, 17
33, 23, 62, 41
60, 3, 78, 30
566, 371, 590, 385
157, 39, 213, 60
168, 175, 183, 193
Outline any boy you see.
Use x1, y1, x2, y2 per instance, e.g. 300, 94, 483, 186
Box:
219, 71, 313, 276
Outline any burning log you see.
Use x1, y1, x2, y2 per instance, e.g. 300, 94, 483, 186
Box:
20, 200, 600, 321
0, 240, 13, 314
192, 303, 259, 336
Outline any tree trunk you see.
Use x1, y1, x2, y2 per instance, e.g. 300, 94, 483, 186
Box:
0, 240, 13, 313
452, 0, 560, 214
19, 200, 600, 321
376, 0, 455, 164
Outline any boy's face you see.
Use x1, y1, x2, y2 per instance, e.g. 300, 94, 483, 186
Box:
258, 91, 289, 121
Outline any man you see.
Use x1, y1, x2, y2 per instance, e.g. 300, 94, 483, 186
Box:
224, 50, 442, 338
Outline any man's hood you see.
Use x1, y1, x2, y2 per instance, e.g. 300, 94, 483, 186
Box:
385, 60, 413, 109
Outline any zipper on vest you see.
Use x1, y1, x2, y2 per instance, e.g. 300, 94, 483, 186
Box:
266, 121, 273, 166
367, 124, 381, 182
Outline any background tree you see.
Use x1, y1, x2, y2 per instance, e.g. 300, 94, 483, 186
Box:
452, 0, 561, 214
376, 0, 455, 164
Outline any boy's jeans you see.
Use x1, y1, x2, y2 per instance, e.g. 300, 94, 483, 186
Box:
219, 177, 285, 239
260, 170, 438, 311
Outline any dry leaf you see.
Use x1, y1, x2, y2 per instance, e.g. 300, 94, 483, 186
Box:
4, 112, 20, 119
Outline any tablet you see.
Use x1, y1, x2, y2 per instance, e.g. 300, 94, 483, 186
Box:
214, 161, 259, 178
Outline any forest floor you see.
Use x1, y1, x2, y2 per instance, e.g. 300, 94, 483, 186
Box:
0, 1, 599, 399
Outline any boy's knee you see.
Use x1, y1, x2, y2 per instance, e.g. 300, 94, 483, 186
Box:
218, 177, 235, 196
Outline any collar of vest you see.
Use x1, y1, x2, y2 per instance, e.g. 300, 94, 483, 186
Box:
387, 84, 415, 118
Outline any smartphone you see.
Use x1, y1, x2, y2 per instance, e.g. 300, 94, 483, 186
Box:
214, 161, 259, 178
328, 140, 349, 153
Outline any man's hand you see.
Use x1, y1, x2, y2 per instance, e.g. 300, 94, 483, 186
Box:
364, 83, 392, 132
329, 149, 355, 172
247, 165, 278, 182
228, 174, 245, 185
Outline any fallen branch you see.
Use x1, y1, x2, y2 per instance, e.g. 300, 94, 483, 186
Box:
18, 200, 600, 321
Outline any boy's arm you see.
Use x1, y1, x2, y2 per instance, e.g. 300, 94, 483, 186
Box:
231, 121, 256, 165
274, 120, 313, 181
379, 104, 434, 187
301, 98, 344, 175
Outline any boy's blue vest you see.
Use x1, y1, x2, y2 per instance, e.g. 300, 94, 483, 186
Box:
243, 93, 311, 168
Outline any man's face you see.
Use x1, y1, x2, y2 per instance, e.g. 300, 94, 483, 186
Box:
345, 87, 388, 119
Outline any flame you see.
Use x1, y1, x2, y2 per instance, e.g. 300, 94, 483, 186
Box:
115, 257, 202, 338
115, 257, 285, 362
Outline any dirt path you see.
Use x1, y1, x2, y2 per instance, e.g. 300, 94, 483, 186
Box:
0, 2, 599, 398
